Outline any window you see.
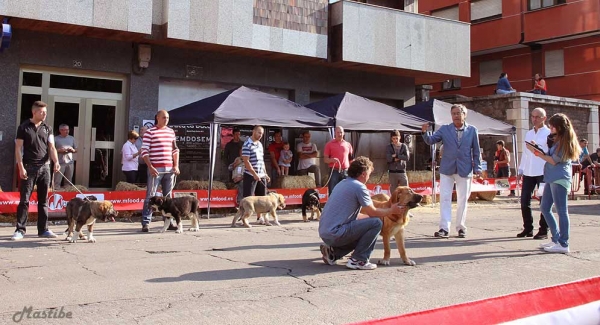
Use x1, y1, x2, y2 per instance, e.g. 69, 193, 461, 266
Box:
479, 60, 503, 85
431, 5, 459, 21
544, 50, 564, 77
471, 0, 502, 23
441, 78, 462, 90
529, 0, 566, 11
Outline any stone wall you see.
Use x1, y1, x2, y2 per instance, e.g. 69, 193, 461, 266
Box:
253, 0, 328, 35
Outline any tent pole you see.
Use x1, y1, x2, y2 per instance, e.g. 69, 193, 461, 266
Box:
512, 131, 519, 197
431, 143, 436, 207
207, 123, 219, 219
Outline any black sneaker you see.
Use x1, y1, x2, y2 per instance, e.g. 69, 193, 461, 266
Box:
533, 230, 548, 240
517, 230, 533, 238
141, 225, 149, 233
434, 229, 449, 238
458, 229, 466, 238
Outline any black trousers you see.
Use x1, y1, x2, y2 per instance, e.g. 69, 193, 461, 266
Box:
137, 164, 148, 184
242, 173, 267, 198
16, 164, 51, 235
520, 175, 548, 232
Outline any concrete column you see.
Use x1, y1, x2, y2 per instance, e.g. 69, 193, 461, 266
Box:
507, 97, 531, 171
588, 107, 599, 151
292, 88, 311, 106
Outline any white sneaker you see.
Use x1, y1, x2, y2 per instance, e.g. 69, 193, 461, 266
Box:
543, 243, 569, 254
346, 258, 377, 270
539, 241, 555, 249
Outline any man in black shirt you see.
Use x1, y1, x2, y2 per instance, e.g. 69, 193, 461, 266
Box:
12, 101, 60, 240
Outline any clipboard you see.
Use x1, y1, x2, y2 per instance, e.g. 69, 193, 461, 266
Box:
525, 141, 545, 155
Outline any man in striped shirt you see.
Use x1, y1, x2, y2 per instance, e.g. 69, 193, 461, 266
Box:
140, 110, 180, 232
242, 125, 270, 198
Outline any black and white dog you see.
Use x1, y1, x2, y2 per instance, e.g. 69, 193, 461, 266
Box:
301, 189, 322, 222
148, 196, 200, 233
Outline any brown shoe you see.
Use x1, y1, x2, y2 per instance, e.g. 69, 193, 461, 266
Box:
141, 225, 149, 233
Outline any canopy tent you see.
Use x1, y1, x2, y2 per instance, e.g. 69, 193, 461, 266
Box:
305, 92, 428, 132
169, 86, 331, 127
401, 99, 519, 204
168, 86, 332, 217
401, 99, 516, 136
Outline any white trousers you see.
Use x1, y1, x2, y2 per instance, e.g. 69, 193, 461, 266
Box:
439, 173, 472, 233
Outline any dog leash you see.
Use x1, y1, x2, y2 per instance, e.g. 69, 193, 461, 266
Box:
55, 168, 90, 201
149, 171, 177, 198
320, 159, 342, 190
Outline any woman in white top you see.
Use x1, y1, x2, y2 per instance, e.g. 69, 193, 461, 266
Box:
122, 130, 140, 183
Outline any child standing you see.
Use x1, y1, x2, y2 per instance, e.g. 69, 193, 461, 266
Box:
279, 142, 293, 176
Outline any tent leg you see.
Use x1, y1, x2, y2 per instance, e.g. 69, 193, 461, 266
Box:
207, 123, 219, 219
512, 133, 520, 197
431, 144, 436, 207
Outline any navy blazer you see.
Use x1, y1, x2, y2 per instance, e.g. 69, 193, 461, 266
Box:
422, 123, 482, 177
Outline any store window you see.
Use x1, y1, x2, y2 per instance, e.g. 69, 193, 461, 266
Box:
431, 5, 459, 21
544, 50, 564, 77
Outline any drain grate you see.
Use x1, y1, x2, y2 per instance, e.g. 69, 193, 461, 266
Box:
146, 250, 179, 254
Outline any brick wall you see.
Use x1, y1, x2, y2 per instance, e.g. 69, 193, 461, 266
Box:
253, 0, 328, 35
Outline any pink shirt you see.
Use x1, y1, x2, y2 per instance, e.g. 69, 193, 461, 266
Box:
324, 139, 353, 169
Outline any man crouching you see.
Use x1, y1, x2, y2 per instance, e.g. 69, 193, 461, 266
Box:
318, 156, 406, 270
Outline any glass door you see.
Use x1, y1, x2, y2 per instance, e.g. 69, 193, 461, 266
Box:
48, 96, 84, 187
84, 99, 118, 189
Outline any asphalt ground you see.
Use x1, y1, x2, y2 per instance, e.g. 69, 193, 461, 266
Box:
1, 197, 599, 325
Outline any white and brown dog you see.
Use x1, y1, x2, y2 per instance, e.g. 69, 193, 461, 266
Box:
148, 195, 200, 233
232, 192, 286, 228
65, 197, 118, 243
362, 187, 422, 266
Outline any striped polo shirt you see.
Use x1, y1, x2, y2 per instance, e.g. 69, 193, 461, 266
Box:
140, 126, 179, 168
242, 137, 266, 177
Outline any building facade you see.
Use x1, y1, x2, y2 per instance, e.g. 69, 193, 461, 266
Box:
0, 0, 469, 191
420, 0, 600, 101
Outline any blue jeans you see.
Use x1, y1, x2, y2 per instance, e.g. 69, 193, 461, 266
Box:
321, 218, 382, 262
540, 182, 570, 247
141, 167, 176, 225
16, 164, 51, 235
496, 89, 516, 94
328, 169, 347, 195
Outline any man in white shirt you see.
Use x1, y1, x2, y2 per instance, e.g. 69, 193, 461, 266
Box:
517, 107, 550, 239
296, 131, 321, 187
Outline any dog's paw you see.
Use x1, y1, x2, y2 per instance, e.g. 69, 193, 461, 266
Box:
188, 227, 199, 232
377, 259, 390, 266
403, 259, 417, 266
65, 236, 72, 241
308, 217, 314, 221
68, 238, 77, 243
175, 228, 183, 234
87, 237, 96, 243
274, 221, 281, 226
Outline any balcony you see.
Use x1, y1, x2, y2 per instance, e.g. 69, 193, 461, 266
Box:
0, 0, 152, 34
164, 0, 328, 59
330, 1, 471, 83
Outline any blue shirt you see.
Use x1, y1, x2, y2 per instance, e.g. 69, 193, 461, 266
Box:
242, 138, 266, 177
318, 178, 372, 241
579, 147, 589, 163
543, 144, 572, 187
497, 77, 512, 91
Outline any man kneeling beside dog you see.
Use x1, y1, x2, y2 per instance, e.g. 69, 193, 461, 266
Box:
319, 156, 421, 270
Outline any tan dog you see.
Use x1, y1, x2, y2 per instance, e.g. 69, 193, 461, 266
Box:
66, 198, 118, 243
362, 187, 422, 266
232, 192, 286, 228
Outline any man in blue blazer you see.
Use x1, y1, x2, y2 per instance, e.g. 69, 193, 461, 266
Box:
422, 104, 482, 238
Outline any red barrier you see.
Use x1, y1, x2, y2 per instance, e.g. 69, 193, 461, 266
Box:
0, 188, 329, 213
0, 178, 518, 214
352, 276, 600, 325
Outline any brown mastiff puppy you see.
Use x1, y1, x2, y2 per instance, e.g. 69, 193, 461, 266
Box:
232, 192, 286, 228
362, 186, 422, 266
66, 198, 118, 243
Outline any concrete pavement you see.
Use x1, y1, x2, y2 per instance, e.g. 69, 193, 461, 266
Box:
1, 198, 599, 325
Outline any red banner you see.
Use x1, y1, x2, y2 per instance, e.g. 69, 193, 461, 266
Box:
0, 187, 329, 213
0, 178, 517, 214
